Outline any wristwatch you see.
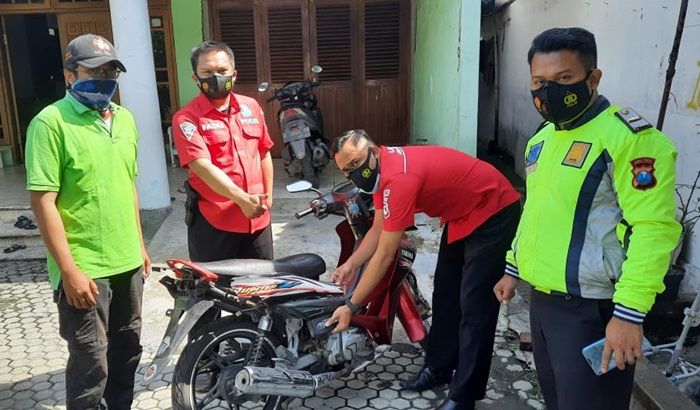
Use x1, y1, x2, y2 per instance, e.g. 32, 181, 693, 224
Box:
345, 298, 364, 314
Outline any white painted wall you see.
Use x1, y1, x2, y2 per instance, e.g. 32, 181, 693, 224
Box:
486, 0, 700, 290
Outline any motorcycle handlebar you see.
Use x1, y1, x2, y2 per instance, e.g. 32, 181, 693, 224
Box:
295, 207, 314, 219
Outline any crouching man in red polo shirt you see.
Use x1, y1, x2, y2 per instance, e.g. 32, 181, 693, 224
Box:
326, 130, 521, 410
173, 41, 274, 264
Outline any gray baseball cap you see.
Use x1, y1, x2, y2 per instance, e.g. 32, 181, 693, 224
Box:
64, 34, 127, 72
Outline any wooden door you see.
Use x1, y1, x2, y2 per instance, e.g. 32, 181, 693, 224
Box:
311, 0, 356, 144
211, 0, 410, 154
57, 11, 113, 54
360, 0, 409, 146
0, 17, 15, 149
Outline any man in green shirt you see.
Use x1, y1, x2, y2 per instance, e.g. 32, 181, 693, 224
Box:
25, 34, 150, 410
493, 28, 680, 409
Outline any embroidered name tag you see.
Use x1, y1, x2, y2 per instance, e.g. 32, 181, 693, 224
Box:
562, 141, 592, 168
240, 118, 260, 125
201, 121, 226, 131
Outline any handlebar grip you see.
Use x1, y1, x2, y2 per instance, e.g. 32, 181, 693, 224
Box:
295, 207, 314, 219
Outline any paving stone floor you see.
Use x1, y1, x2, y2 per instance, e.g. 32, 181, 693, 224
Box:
0, 261, 544, 409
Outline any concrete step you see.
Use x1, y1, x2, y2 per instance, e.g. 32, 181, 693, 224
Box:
0, 206, 45, 260
0, 243, 46, 261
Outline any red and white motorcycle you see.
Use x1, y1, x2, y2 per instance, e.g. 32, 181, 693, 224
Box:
144, 180, 431, 409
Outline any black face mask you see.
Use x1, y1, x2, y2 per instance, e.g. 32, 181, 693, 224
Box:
197, 73, 234, 100
531, 72, 593, 125
347, 148, 380, 193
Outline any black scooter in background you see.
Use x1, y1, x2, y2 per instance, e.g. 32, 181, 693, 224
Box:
258, 65, 331, 188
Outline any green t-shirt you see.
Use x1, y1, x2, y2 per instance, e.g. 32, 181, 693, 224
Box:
25, 93, 143, 289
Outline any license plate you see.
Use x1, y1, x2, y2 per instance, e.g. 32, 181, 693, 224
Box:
283, 125, 311, 143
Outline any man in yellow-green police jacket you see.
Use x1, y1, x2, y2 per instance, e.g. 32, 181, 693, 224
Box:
493, 27, 681, 410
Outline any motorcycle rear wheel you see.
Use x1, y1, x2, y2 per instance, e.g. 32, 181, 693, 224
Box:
301, 142, 320, 188
171, 317, 285, 410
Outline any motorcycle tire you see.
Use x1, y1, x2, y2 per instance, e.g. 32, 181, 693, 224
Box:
301, 142, 320, 189
171, 317, 285, 410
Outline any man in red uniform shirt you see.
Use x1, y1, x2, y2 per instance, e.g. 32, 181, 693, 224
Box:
173, 41, 274, 264
327, 129, 521, 410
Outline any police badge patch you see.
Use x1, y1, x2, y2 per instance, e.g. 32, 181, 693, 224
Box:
525, 141, 544, 176
630, 157, 657, 190
179, 121, 197, 140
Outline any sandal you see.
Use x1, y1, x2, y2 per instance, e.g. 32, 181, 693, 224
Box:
13, 215, 29, 228
15, 218, 36, 230
3, 243, 27, 254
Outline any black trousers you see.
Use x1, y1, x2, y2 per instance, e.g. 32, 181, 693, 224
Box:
188, 205, 274, 337
56, 267, 143, 410
188, 204, 273, 263
425, 201, 520, 404
530, 290, 635, 410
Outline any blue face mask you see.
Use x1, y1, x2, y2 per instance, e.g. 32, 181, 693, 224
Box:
69, 77, 118, 112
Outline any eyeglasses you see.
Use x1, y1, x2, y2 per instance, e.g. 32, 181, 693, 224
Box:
78, 66, 122, 79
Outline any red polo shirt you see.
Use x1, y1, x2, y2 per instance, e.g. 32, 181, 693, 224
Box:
373, 146, 520, 243
173, 92, 273, 233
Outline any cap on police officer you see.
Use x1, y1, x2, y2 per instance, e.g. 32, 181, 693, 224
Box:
64, 34, 127, 72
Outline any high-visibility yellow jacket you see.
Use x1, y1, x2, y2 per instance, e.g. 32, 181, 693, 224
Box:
505, 105, 681, 324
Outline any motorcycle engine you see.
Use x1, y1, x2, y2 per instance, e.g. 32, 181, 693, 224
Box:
326, 328, 373, 366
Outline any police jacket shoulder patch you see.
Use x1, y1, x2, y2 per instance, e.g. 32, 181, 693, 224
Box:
614, 108, 653, 134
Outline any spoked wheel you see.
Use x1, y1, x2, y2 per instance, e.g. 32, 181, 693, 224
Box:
172, 317, 285, 410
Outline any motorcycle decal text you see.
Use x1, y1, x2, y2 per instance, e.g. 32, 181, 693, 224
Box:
234, 280, 302, 295
235, 284, 278, 295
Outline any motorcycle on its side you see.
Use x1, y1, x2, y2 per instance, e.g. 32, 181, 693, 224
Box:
258, 65, 331, 188
144, 180, 431, 409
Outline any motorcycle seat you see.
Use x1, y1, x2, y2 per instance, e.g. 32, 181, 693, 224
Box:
196, 253, 326, 281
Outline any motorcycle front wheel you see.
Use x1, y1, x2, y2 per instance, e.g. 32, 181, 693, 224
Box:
171, 317, 285, 410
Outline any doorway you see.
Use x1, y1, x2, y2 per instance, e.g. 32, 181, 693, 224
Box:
1, 13, 64, 162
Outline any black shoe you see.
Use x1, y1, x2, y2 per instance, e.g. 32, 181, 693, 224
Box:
436, 399, 475, 410
399, 366, 452, 391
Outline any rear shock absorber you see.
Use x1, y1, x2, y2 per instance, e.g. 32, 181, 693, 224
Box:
247, 314, 273, 366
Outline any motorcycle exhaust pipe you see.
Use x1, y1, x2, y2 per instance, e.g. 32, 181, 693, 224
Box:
234, 366, 337, 398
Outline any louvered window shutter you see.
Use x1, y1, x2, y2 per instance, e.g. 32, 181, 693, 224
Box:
268, 8, 304, 83
218, 8, 258, 84
316, 4, 352, 82
365, 2, 400, 80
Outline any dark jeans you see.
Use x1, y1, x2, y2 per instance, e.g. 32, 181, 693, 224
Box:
530, 290, 635, 410
425, 201, 520, 404
56, 267, 143, 410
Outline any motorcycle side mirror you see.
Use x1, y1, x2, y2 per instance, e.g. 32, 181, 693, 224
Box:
258, 82, 269, 92
286, 180, 313, 193
311, 65, 323, 74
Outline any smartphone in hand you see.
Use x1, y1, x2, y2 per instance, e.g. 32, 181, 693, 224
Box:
581, 337, 653, 376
